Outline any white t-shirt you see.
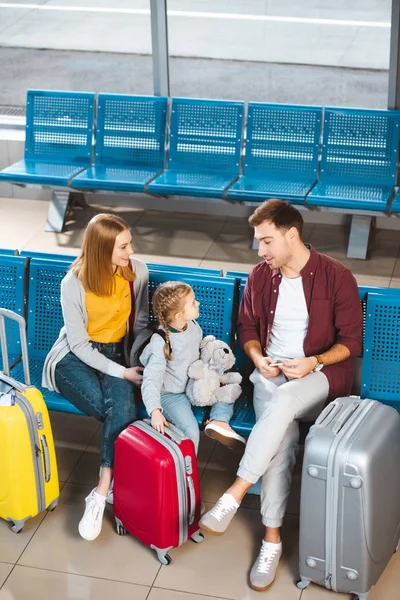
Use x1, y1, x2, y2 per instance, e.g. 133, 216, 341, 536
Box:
266, 272, 309, 361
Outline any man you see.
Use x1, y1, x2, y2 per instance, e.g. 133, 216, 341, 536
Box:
200, 199, 362, 591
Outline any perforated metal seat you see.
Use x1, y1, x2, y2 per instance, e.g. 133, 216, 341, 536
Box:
72, 94, 168, 192
307, 107, 400, 212
229, 391, 256, 437
390, 188, 400, 213
0, 90, 95, 187
361, 292, 400, 412
0, 255, 28, 366
148, 98, 244, 198
227, 103, 322, 204
148, 269, 236, 347
11, 258, 82, 413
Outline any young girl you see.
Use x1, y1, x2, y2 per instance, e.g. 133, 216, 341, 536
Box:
140, 281, 246, 452
42, 213, 151, 542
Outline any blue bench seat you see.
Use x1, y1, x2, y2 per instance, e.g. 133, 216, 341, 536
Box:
148, 98, 244, 199
226, 103, 322, 205
390, 188, 400, 213
0, 159, 89, 188
306, 107, 400, 213
71, 165, 163, 193
148, 170, 240, 198
71, 94, 168, 194
227, 175, 315, 204
307, 181, 394, 212
0, 90, 95, 189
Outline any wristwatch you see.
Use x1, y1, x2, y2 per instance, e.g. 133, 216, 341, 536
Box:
313, 355, 324, 372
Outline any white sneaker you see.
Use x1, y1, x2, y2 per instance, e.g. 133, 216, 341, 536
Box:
199, 493, 239, 535
250, 540, 282, 591
78, 489, 106, 541
106, 479, 114, 505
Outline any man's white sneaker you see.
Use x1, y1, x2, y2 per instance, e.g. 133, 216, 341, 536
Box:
250, 540, 282, 591
78, 489, 106, 541
106, 479, 114, 505
199, 493, 239, 535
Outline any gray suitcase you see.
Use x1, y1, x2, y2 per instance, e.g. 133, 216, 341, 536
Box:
298, 397, 400, 600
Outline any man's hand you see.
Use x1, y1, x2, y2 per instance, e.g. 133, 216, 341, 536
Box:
281, 357, 317, 379
255, 356, 283, 379
151, 409, 168, 434
123, 366, 144, 387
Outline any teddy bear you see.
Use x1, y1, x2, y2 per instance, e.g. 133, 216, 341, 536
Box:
186, 335, 243, 407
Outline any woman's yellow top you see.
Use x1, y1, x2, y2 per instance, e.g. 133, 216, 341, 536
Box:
85, 271, 131, 343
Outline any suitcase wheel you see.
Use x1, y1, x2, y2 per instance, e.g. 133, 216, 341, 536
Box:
115, 518, 127, 536
158, 553, 172, 566
116, 523, 128, 536
11, 522, 23, 534
190, 531, 204, 544
296, 579, 311, 590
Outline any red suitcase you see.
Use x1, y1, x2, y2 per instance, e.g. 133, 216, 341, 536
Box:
113, 420, 204, 564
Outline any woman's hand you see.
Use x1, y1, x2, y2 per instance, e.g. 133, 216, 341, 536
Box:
151, 409, 168, 434
123, 366, 144, 386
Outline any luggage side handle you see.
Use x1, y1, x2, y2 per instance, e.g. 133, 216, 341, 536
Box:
0, 308, 31, 385
187, 475, 195, 525
332, 402, 360, 435
40, 434, 51, 483
315, 401, 342, 427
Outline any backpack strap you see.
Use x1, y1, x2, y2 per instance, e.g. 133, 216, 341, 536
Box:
152, 329, 172, 356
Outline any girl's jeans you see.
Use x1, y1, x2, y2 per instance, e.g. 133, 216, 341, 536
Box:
55, 341, 137, 469
160, 392, 234, 455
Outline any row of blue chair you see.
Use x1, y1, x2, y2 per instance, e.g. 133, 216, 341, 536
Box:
1, 90, 400, 213
0, 250, 399, 435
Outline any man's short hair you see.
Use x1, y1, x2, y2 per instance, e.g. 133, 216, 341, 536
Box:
248, 199, 303, 239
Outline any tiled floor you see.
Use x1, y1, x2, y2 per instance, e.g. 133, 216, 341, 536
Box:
0, 197, 400, 600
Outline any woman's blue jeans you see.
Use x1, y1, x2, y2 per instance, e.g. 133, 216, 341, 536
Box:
55, 341, 137, 469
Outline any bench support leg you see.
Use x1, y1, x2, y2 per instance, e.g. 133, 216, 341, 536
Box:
45, 190, 70, 233
347, 215, 373, 260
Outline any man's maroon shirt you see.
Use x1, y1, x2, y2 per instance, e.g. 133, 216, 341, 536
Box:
238, 247, 363, 400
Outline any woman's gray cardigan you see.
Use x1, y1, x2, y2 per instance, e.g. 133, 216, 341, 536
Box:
42, 257, 150, 393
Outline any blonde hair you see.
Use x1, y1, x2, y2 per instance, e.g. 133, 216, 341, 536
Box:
152, 281, 193, 359
71, 213, 136, 296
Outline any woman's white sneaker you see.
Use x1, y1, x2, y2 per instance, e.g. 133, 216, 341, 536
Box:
78, 489, 106, 541
250, 540, 282, 591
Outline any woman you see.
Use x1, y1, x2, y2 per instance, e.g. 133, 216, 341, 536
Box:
42, 213, 150, 541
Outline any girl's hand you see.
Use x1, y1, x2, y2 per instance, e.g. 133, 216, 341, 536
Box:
151, 409, 168, 434
123, 366, 144, 386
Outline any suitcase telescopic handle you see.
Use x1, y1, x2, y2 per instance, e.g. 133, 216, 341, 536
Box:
332, 402, 360, 435
0, 308, 31, 386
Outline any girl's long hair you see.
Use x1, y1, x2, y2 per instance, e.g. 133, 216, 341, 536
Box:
71, 213, 136, 296
152, 281, 192, 359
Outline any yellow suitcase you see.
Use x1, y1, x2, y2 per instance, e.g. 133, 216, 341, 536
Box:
0, 308, 59, 533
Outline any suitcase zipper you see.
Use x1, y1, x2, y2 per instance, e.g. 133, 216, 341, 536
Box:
133, 421, 189, 546
15, 392, 45, 514
325, 400, 376, 592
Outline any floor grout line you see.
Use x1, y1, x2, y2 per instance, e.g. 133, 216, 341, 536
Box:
6, 562, 153, 589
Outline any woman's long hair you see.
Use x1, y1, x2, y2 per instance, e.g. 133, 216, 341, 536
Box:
71, 213, 136, 296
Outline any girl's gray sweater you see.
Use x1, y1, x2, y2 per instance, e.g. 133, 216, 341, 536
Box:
42, 257, 150, 392
140, 320, 203, 415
